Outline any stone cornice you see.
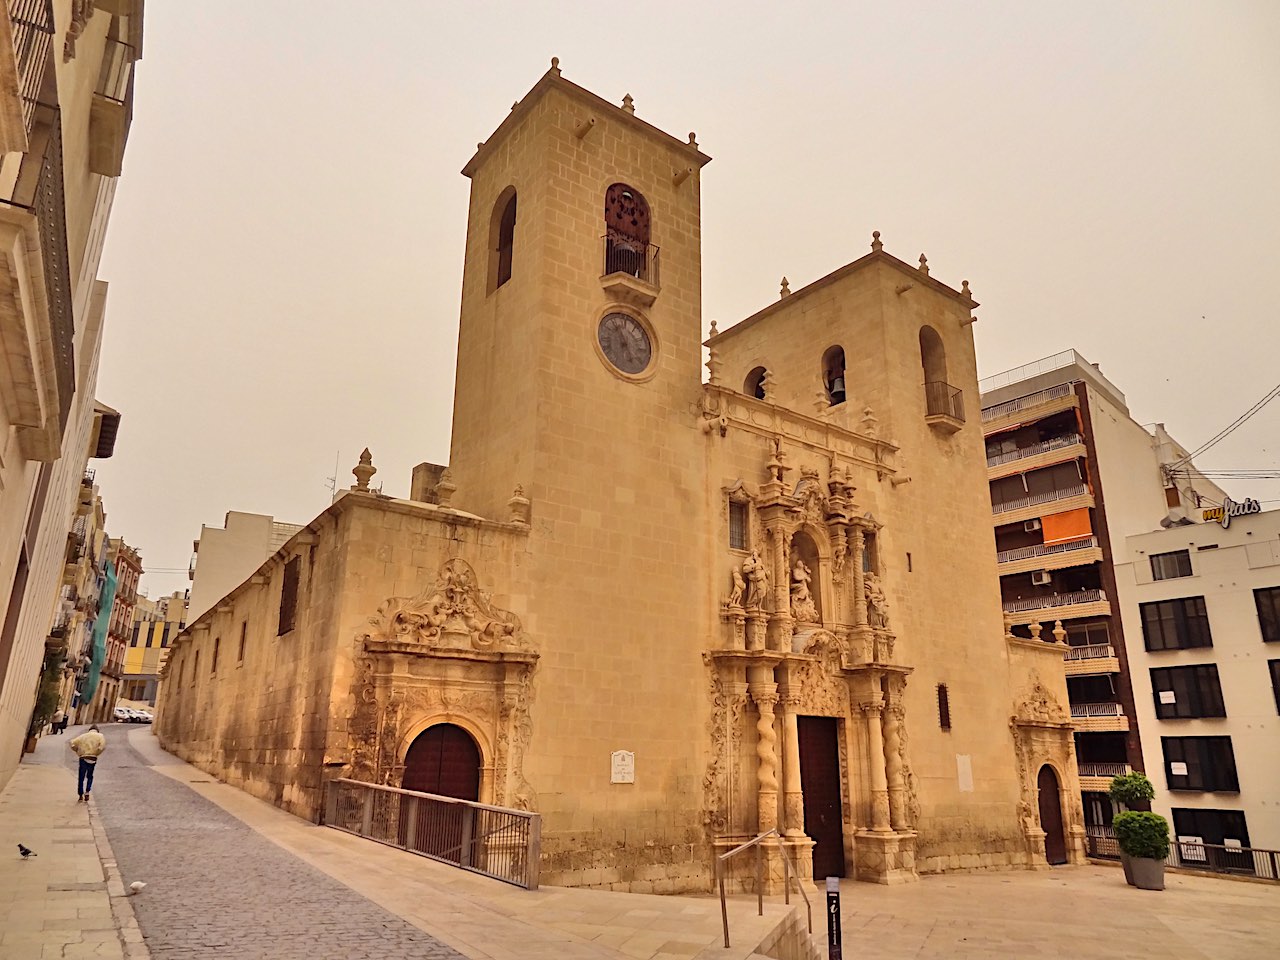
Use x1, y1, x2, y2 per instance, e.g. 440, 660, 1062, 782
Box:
701, 385, 897, 474
706, 250, 978, 348
462, 64, 711, 178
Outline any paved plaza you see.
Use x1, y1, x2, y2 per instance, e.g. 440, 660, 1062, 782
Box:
3, 725, 1278, 959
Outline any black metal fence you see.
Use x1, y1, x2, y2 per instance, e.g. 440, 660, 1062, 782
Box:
602, 235, 660, 287
323, 778, 542, 890
1087, 826, 1280, 882
924, 380, 965, 422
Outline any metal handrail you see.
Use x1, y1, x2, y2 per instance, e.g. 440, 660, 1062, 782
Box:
991, 483, 1088, 515
1002, 588, 1106, 613
716, 829, 812, 949
980, 382, 1075, 421
997, 536, 1097, 564
986, 432, 1084, 467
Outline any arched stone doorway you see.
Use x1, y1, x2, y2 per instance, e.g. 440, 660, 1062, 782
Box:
402, 723, 482, 801
1037, 764, 1067, 865
400, 724, 482, 857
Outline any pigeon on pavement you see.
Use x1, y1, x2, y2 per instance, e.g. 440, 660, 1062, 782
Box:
18, 843, 36, 859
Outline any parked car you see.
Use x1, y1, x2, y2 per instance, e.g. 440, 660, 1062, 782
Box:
133, 710, 153, 724
113, 706, 132, 723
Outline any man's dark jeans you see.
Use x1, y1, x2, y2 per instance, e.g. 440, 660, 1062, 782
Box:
77, 757, 97, 796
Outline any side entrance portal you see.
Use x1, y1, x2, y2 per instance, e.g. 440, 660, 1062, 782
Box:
402, 723, 482, 800
1037, 764, 1067, 865
798, 715, 846, 880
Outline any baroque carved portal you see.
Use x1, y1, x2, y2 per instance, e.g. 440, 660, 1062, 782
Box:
1009, 677, 1084, 865
365, 558, 526, 651
348, 559, 538, 810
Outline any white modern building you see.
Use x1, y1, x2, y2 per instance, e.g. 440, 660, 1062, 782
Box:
1114, 501, 1280, 858
187, 511, 302, 621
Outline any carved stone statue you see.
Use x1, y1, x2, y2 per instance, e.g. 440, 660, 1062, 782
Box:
727, 567, 745, 607
790, 559, 818, 623
865, 571, 890, 629
742, 551, 769, 610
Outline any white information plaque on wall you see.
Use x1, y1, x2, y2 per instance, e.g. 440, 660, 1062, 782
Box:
956, 754, 974, 793
611, 750, 635, 784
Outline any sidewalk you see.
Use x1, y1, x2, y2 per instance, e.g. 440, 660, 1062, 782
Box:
0, 728, 147, 960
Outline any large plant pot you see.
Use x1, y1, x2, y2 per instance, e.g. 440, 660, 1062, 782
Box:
1121, 852, 1135, 886
1130, 856, 1165, 891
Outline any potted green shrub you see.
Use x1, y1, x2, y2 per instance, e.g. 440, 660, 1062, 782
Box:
1112, 811, 1169, 891
1108, 772, 1155, 884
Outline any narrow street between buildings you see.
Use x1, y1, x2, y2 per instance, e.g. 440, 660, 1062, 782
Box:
70, 725, 467, 960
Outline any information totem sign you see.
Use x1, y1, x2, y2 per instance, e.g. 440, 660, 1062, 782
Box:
826, 876, 842, 960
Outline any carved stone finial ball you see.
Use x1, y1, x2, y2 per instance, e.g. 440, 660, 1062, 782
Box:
551, 57, 559, 69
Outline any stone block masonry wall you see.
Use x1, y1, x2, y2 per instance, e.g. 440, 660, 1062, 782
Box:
157, 510, 347, 821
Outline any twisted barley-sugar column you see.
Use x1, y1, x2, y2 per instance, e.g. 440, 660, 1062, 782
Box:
862, 699, 892, 833
779, 687, 805, 837
749, 670, 780, 834
851, 527, 868, 628
883, 696, 907, 832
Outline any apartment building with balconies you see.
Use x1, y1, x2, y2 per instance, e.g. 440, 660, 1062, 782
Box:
979, 350, 1226, 833
1114, 506, 1280, 864
0, 1, 143, 788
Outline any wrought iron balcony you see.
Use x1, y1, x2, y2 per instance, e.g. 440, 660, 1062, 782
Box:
924, 381, 964, 432
600, 236, 660, 307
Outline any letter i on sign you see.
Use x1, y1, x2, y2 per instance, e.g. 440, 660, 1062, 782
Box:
826, 876, 842, 960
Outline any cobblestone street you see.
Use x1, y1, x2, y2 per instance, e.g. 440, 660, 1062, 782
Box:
81, 725, 466, 960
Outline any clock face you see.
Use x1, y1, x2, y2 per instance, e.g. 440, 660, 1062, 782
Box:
597, 312, 652, 375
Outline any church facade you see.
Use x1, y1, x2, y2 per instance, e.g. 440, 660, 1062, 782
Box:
155, 63, 1085, 891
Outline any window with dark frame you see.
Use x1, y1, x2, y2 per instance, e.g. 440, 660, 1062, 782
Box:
1172, 808, 1251, 849
1256, 586, 1280, 643
192, 652, 199, 683
238, 622, 247, 663
278, 556, 300, 636
1270, 659, 1280, 715
728, 501, 748, 551
1141, 596, 1213, 651
937, 683, 951, 731
1150, 664, 1226, 719
1150, 549, 1192, 581
1162, 736, 1239, 792
211, 638, 219, 675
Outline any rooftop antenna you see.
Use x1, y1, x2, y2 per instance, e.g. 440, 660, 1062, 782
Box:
324, 450, 340, 501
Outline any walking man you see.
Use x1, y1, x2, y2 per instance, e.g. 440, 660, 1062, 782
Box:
68, 725, 106, 801
50, 708, 65, 734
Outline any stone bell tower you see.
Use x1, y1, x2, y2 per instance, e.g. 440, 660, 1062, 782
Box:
444, 61, 721, 888
447, 58, 710, 518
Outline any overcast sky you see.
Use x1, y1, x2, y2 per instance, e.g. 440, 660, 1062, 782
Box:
92, 1, 1280, 597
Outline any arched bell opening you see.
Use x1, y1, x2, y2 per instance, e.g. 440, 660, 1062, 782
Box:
821, 345, 846, 406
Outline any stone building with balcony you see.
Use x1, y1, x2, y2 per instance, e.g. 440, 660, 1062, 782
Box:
0, 1, 143, 788
979, 350, 1225, 848
156, 62, 1085, 892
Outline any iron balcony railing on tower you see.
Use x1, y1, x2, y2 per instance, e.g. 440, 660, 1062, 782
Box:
924, 380, 965, 422
602, 235, 660, 287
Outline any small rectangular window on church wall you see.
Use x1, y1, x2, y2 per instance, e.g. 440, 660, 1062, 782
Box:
937, 683, 952, 730
278, 556, 301, 636
728, 501, 748, 551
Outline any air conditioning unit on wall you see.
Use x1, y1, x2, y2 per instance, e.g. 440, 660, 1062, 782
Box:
1024, 519, 1042, 532
1031, 570, 1053, 586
